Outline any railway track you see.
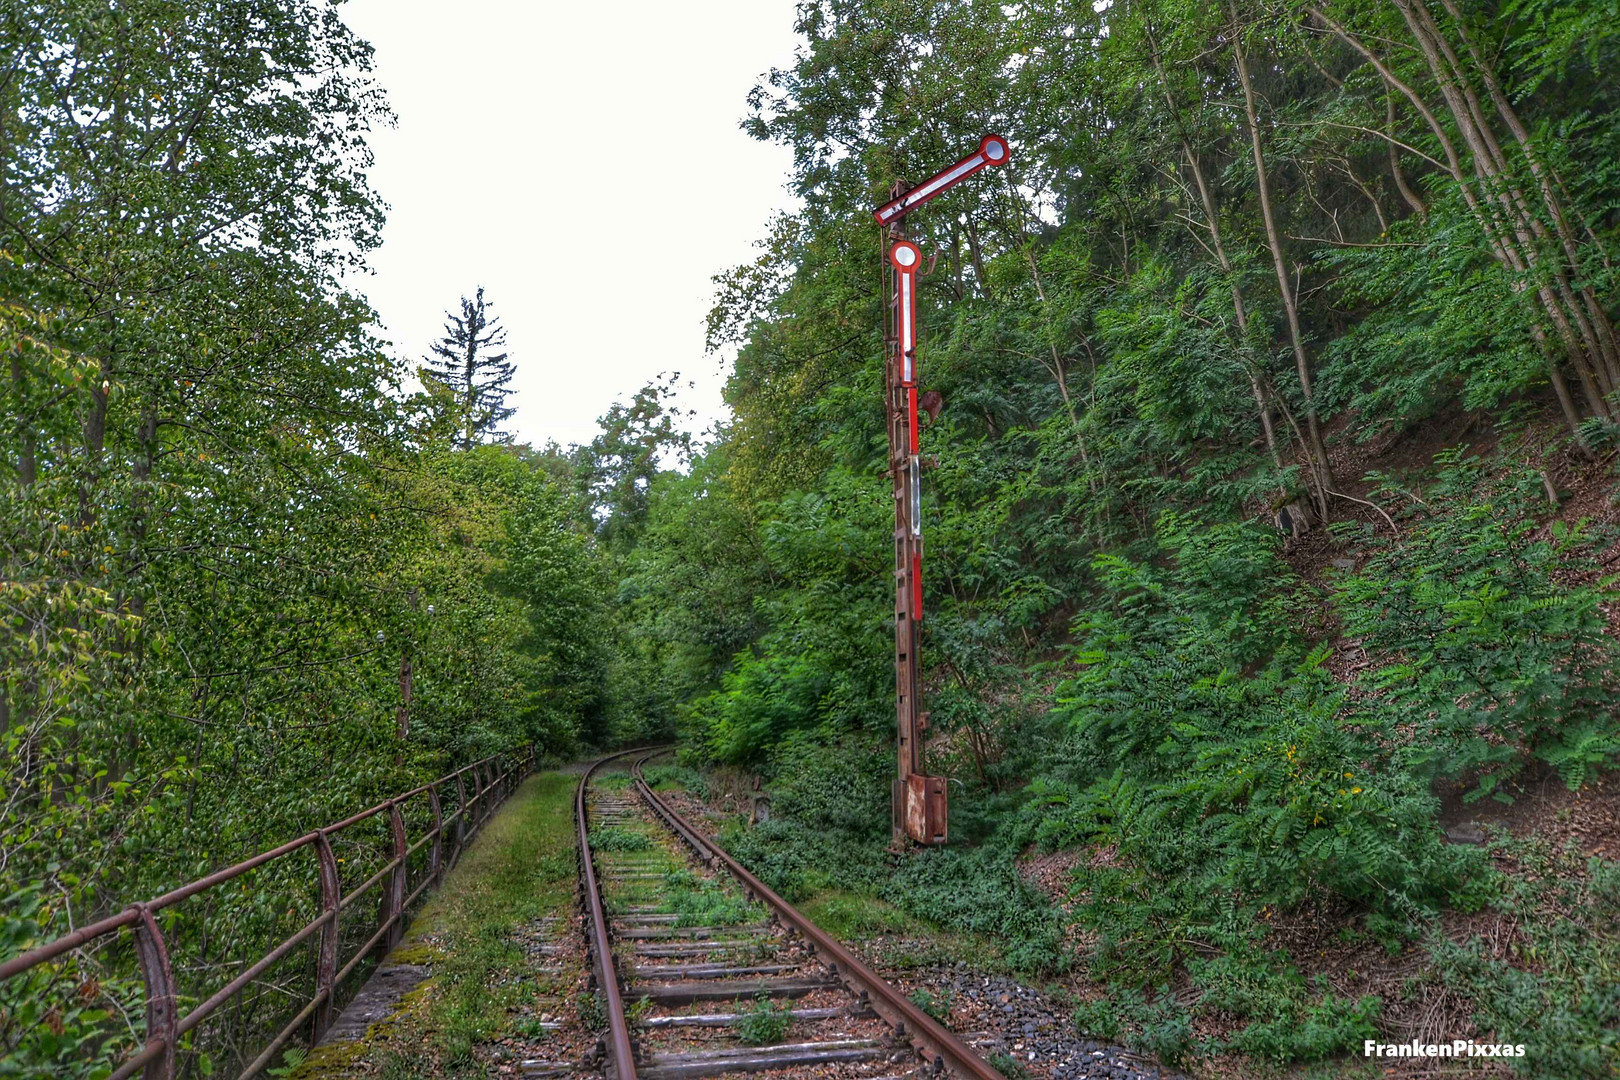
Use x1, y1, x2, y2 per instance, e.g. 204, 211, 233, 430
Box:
574, 750, 1006, 1080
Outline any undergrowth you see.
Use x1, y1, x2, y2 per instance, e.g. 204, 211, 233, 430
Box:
696, 447, 1620, 1073
1429, 831, 1620, 1077
588, 826, 652, 852
641, 763, 710, 799
733, 995, 793, 1046
662, 867, 759, 927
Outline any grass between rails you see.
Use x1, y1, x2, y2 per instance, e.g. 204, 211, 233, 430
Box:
293, 770, 578, 1079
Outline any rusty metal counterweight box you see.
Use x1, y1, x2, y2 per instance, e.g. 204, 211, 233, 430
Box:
905, 774, 947, 845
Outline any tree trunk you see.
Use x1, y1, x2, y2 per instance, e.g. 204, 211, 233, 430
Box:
1231, 11, 1335, 515
10, 351, 36, 485
1313, 5, 1596, 448
1386, 91, 1427, 218
1147, 23, 1281, 468
963, 213, 991, 299
1391, 0, 1612, 414
1433, 0, 1620, 390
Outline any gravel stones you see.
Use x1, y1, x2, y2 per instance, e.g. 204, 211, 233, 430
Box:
885, 968, 1185, 1080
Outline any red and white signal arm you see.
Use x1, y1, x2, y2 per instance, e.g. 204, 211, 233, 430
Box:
873, 135, 1010, 225
889, 240, 922, 387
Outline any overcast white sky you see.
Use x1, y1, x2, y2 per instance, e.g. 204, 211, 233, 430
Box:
340, 0, 801, 449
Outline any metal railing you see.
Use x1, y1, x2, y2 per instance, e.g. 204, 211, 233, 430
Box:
0, 747, 534, 1080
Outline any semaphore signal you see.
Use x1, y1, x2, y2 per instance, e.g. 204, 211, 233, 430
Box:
874, 136, 1009, 848
872, 135, 1010, 225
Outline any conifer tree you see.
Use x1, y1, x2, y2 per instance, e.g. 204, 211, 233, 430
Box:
423, 287, 516, 448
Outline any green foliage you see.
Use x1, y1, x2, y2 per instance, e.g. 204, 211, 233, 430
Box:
734, 995, 794, 1046
1036, 515, 1485, 980
985, 1052, 1033, 1080
908, 986, 954, 1022
1430, 835, 1620, 1079
721, 817, 885, 904
680, 473, 891, 765
11, 0, 1620, 1074
885, 845, 1069, 974
575, 991, 608, 1033
1072, 998, 1123, 1042
0, 5, 616, 1070
1192, 954, 1382, 1063
640, 763, 710, 799
1124, 992, 1195, 1067
587, 827, 652, 852
765, 734, 892, 840
1340, 452, 1620, 799
663, 869, 758, 928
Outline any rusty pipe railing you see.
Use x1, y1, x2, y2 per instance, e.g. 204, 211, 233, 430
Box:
0, 746, 534, 1080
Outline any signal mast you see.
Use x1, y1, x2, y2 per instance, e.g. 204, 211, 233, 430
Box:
874, 135, 1009, 847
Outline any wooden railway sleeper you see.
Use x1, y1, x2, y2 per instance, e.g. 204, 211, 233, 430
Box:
581, 750, 1005, 1080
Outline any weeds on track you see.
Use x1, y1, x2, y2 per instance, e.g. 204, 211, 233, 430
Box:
293, 772, 578, 1078
733, 995, 793, 1046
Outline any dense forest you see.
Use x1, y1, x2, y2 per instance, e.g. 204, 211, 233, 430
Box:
4, 0, 1620, 1076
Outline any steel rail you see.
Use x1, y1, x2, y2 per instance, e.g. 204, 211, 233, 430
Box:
576, 747, 660, 1080
2, 747, 533, 1080
628, 752, 1006, 1080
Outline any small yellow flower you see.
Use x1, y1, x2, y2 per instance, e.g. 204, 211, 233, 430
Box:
1351, 787, 1362, 794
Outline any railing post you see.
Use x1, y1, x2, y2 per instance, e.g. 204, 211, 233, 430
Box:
130, 903, 177, 1080
476, 761, 490, 827
427, 784, 444, 880
312, 830, 341, 1041
384, 800, 407, 952
453, 772, 468, 863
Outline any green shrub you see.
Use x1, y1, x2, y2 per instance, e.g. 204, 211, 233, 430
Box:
1340, 451, 1620, 800
1040, 515, 1487, 983
884, 844, 1069, 974
641, 763, 710, 799
908, 986, 954, 1021
1072, 998, 1123, 1041
766, 733, 892, 840
721, 817, 885, 902
588, 826, 651, 852
1124, 991, 1194, 1067
1223, 992, 1381, 1063
986, 1052, 1033, 1080
734, 995, 793, 1046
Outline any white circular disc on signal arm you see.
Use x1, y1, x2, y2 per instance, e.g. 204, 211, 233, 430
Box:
893, 244, 918, 267
985, 138, 1006, 161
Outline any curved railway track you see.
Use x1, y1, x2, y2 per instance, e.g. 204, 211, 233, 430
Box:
574, 750, 1006, 1080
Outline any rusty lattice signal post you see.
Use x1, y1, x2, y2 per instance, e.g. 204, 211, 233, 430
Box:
874, 134, 1009, 847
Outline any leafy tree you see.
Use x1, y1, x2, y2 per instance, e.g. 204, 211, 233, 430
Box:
577, 374, 694, 552
0, 7, 614, 1074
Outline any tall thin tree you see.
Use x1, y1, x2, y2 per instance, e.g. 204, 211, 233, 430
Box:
423, 287, 516, 448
